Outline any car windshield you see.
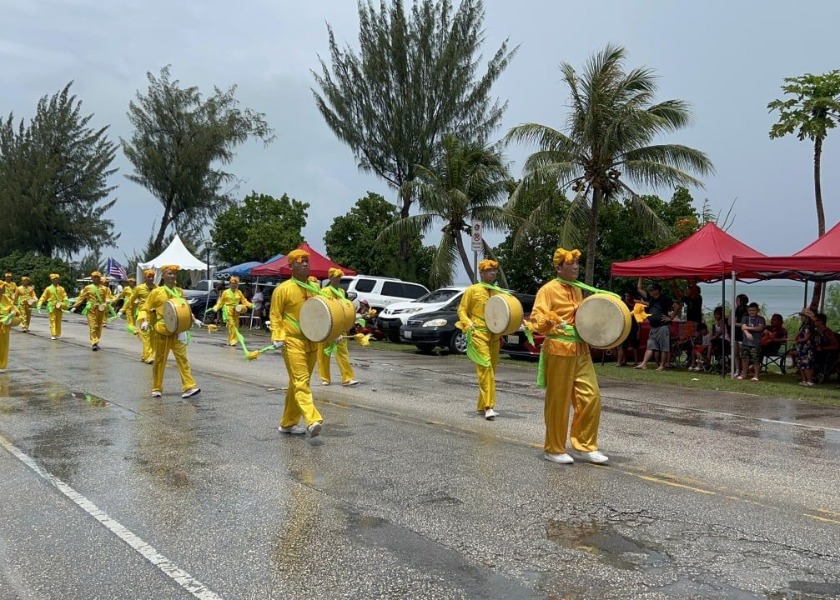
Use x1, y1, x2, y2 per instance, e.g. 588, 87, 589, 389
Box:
416, 289, 460, 303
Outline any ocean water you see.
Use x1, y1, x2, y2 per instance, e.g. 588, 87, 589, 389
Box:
697, 281, 830, 318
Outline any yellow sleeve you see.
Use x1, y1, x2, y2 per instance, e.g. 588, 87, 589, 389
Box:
240, 291, 253, 308
457, 286, 476, 328
72, 286, 89, 309
269, 286, 286, 342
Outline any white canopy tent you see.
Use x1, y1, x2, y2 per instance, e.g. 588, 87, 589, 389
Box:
136, 234, 214, 286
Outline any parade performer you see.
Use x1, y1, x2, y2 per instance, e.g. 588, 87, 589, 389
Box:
0, 292, 21, 369
115, 277, 136, 329
139, 264, 202, 398
456, 259, 505, 420
270, 249, 323, 437
317, 268, 359, 387
37, 274, 69, 340
129, 269, 157, 363
15, 276, 37, 333
1, 273, 15, 300
529, 248, 609, 465
211, 276, 253, 346
72, 271, 114, 351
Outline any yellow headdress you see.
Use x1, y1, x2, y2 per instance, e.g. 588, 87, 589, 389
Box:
229, 276, 240, 284
3, 272, 11, 278
127, 277, 136, 283
90, 271, 102, 278
49, 273, 60, 280
21, 276, 30, 282
553, 248, 581, 266
287, 249, 310, 264
328, 267, 344, 278
307, 275, 319, 283
160, 264, 180, 273
478, 259, 499, 272
143, 269, 156, 278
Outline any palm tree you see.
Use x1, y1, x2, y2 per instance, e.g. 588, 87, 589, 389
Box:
380, 135, 512, 287
505, 44, 714, 285
768, 70, 840, 309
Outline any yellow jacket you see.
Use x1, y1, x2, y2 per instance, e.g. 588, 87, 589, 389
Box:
270, 279, 316, 343
530, 279, 589, 357
1, 281, 16, 299
130, 283, 155, 320
321, 285, 351, 302
0, 293, 20, 318
15, 284, 37, 307
457, 283, 498, 331
141, 285, 185, 336
38, 284, 68, 312
212, 288, 252, 318
72, 284, 113, 311
115, 285, 133, 305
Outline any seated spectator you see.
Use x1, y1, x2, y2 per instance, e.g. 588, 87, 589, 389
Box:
671, 282, 704, 326
794, 308, 816, 386
760, 313, 788, 358
706, 306, 731, 366
689, 322, 710, 371
738, 302, 766, 381
814, 313, 839, 381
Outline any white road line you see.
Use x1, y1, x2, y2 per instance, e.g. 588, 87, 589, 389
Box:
0, 433, 224, 600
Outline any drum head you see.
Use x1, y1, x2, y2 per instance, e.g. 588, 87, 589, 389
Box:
575, 295, 631, 349
162, 301, 179, 333
485, 295, 524, 335
300, 297, 333, 342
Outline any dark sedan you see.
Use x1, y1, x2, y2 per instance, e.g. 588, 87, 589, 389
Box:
399, 306, 466, 355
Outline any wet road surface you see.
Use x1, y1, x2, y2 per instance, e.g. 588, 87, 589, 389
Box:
1, 316, 839, 599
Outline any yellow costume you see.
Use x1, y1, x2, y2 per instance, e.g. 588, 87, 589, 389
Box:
15, 278, 37, 332
457, 276, 502, 414
115, 280, 136, 328
212, 279, 253, 346
0, 294, 21, 369
131, 271, 157, 363
141, 270, 199, 396
72, 272, 113, 349
530, 248, 604, 461
1, 273, 15, 300
270, 262, 323, 430
37, 275, 68, 339
317, 283, 356, 385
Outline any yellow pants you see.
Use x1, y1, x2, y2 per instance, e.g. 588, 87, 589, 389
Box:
20, 306, 32, 330
125, 307, 136, 329
87, 309, 106, 345
226, 315, 240, 345
138, 328, 154, 362
49, 310, 63, 337
280, 337, 322, 428
151, 333, 197, 393
543, 353, 602, 454
471, 331, 500, 411
317, 338, 355, 384
0, 325, 9, 369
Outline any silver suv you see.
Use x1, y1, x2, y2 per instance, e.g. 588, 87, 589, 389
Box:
338, 276, 429, 312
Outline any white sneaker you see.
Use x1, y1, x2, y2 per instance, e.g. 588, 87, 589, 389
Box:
151, 391, 162, 398
484, 408, 498, 420
544, 452, 574, 464
181, 387, 201, 399
307, 422, 322, 438
50, 336, 57, 340
573, 450, 609, 464
320, 380, 331, 386
278, 425, 307, 435
342, 379, 359, 386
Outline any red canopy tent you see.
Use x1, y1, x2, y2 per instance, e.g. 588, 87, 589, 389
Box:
250, 243, 357, 278
611, 222, 767, 281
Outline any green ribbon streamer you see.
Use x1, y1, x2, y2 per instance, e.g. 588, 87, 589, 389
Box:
465, 328, 491, 367
291, 278, 323, 295
479, 282, 510, 295
555, 278, 620, 298
523, 328, 535, 346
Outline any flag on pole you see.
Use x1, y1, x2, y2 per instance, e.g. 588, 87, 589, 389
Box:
105, 258, 127, 280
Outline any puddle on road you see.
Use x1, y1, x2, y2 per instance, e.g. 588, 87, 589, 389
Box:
545, 518, 669, 571
768, 580, 840, 599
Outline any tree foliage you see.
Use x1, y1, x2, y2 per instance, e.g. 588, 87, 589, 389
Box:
0, 251, 74, 295
210, 192, 309, 265
324, 192, 434, 283
0, 83, 118, 257
506, 44, 713, 285
122, 66, 275, 255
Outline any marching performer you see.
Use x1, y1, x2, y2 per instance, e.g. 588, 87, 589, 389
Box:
1, 273, 15, 300
37, 274, 69, 340
457, 259, 503, 420
211, 276, 252, 346
115, 277, 136, 329
15, 276, 37, 333
530, 248, 608, 465
72, 271, 113, 351
129, 269, 157, 363
0, 291, 20, 369
317, 268, 359, 386
139, 264, 202, 398
270, 249, 323, 437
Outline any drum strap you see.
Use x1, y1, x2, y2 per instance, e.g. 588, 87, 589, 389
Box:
479, 282, 509, 295
555, 278, 620, 299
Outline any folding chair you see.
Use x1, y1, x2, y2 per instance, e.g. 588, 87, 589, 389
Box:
761, 341, 788, 374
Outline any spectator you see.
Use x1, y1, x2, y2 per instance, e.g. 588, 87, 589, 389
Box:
760, 313, 788, 360
690, 322, 710, 371
706, 306, 731, 367
737, 302, 766, 381
732, 294, 749, 375
615, 291, 639, 367
794, 308, 816, 386
252, 287, 264, 318
814, 313, 839, 381
635, 279, 674, 371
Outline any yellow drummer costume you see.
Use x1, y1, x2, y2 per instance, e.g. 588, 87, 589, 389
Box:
37, 274, 69, 339
270, 249, 323, 437
72, 271, 113, 351
457, 259, 503, 420
15, 276, 37, 333
139, 264, 201, 398
530, 248, 608, 465
212, 276, 252, 346
317, 268, 359, 386
115, 277, 136, 329
0, 292, 21, 369
130, 269, 157, 363
1, 273, 15, 300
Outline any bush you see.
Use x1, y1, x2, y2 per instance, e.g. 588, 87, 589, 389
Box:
0, 252, 72, 295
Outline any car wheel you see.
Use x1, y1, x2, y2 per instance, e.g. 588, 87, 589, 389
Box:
387, 331, 402, 343
415, 344, 436, 355
449, 331, 467, 355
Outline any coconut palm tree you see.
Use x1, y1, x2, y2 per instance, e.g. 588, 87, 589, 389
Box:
505, 44, 714, 285
380, 135, 512, 287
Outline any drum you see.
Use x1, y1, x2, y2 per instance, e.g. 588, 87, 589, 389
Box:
484, 294, 524, 335
161, 299, 193, 334
235, 304, 246, 313
26, 299, 36, 306
575, 293, 632, 349
98, 303, 107, 312
300, 297, 356, 343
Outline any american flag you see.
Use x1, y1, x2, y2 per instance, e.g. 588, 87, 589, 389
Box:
105, 258, 127, 280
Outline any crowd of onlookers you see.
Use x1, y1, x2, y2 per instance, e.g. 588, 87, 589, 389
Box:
615, 280, 840, 386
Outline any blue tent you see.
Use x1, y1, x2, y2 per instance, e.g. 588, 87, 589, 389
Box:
215, 261, 263, 278
265, 252, 284, 263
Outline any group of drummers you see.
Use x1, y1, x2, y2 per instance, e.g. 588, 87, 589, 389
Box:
1, 245, 626, 464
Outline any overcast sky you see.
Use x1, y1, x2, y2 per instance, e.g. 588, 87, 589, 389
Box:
4, 0, 840, 278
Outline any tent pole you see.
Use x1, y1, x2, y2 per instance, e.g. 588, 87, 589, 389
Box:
249, 277, 259, 330
730, 271, 737, 378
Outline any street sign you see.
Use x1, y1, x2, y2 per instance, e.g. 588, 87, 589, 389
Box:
470, 220, 482, 252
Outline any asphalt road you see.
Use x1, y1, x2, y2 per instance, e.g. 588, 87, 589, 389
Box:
1, 314, 839, 599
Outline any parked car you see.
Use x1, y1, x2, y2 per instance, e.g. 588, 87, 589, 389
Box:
183, 279, 225, 319
337, 276, 429, 312
377, 286, 468, 342
399, 300, 465, 355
